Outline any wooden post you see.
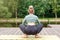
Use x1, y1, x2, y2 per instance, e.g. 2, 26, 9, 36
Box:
15, 0, 18, 27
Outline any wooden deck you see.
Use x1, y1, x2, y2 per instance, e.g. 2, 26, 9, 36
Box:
0, 27, 60, 38
0, 27, 60, 40
0, 35, 60, 40
48, 24, 60, 28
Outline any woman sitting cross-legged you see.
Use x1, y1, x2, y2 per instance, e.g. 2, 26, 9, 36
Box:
19, 5, 43, 38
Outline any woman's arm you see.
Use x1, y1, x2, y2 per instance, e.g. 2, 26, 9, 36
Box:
36, 16, 40, 24
22, 16, 27, 25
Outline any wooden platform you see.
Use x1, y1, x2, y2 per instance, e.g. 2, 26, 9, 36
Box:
48, 24, 60, 28
0, 35, 60, 40
0, 28, 60, 38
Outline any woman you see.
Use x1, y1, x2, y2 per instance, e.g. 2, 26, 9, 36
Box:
19, 5, 43, 38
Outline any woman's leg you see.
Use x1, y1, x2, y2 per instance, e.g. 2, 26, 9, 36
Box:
19, 24, 28, 38
25, 25, 38, 35
19, 24, 26, 33
35, 23, 43, 38
19, 24, 37, 35
35, 34, 40, 38
36, 23, 43, 33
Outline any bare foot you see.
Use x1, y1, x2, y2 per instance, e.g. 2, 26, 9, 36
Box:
35, 34, 40, 38
22, 34, 28, 38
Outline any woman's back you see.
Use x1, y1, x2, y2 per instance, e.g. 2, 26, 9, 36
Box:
22, 14, 39, 25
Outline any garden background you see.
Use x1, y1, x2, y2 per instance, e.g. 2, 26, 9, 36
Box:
0, 0, 60, 27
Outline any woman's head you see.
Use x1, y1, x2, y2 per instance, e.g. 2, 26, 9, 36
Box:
28, 5, 34, 14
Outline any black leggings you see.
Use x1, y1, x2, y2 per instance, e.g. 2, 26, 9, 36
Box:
19, 24, 43, 35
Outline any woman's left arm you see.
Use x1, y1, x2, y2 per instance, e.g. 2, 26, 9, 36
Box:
36, 16, 40, 24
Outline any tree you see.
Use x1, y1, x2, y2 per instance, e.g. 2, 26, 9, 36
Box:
3, 0, 18, 18
18, 0, 51, 18
0, 0, 12, 18
52, 0, 58, 24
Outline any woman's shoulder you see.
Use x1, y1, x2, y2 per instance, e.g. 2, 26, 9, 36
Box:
25, 14, 38, 18
33, 15, 38, 18
25, 15, 29, 17
24, 15, 29, 19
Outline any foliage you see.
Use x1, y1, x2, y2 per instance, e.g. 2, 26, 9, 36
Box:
0, 0, 12, 18
0, 0, 60, 18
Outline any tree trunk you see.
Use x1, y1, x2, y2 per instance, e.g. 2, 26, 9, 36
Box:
16, 9, 17, 27
15, 0, 18, 27
55, 12, 57, 24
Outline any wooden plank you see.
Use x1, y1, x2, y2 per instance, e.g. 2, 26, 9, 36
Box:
48, 24, 60, 28
53, 28, 60, 37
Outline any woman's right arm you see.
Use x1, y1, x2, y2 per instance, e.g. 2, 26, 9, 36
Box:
22, 16, 27, 25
